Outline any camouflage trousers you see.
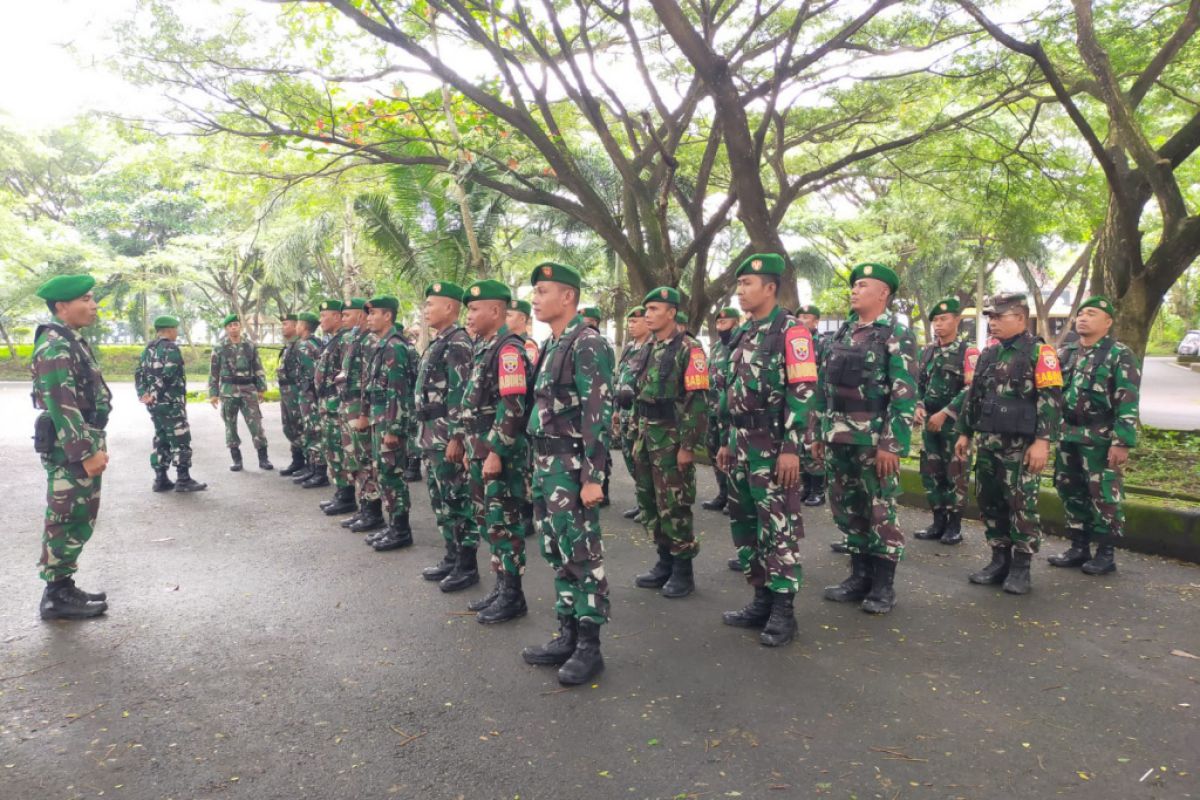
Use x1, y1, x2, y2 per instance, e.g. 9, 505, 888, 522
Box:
280, 386, 304, 447
920, 427, 970, 513
299, 390, 322, 464
975, 442, 1043, 554
372, 425, 410, 525
220, 392, 267, 449
532, 454, 609, 625
468, 452, 529, 576
39, 447, 103, 582
148, 402, 192, 470
828, 443, 905, 561
423, 448, 472, 547
800, 440, 824, 478
1054, 441, 1124, 540
341, 409, 378, 502
727, 436, 805, 593
632, 437, 698, 559
321, 406, 350, 488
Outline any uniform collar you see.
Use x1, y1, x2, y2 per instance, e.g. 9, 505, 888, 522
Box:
553, 314, 584, 342
749, 304, 782, 328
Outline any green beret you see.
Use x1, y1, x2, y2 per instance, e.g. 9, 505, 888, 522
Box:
347, 298, 367, 311
36, 274, 95, 303
929, 298, 962, 318
795, 304, 820, 317
367, 295, 399, 312
297, 312, 320, 326
153, 315, 179, 329
281, 313, 299, 322
1078, 295, 1114, 316
425, 281, 465, 302
509, 298, 532, 317
318, 299, 344, 312
626, 306, 646, 319
983, 292, 1028, 316
581, 306, 602, 321
221, 313, 239, 327
643, 286, 682, 307
531, 261, 582, 290
735, 253, 785, 278
465, 279, 512, 304
849, 263, 899, 293
675, 310, 690, 324
716, 307, 741, 320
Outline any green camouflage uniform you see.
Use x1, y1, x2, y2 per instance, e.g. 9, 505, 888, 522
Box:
416, 324, 475, 548
135, 336, 192, 470
367, 325, 417, 526
916, 337, 975, 515
819, 311, 917, 561
208, 338, 268, 449
614, 337, 650, 479
1053, 335, 1140, 541
295, 334, 323, 465
339, 326, 378, 502
456, 325, 532, 576
526, 314, 614, 625
277, 335, 306, 450
707, 330, 734, 481
800, 329, 829, 479
314, 328, 348, 487
31, 323, 112, 582
955, 333, 1063, 553
720, 306, 818, 592
632, 331, 709, 558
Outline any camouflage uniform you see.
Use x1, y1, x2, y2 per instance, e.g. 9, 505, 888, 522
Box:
720, 306, 818, 592
416, 324, 474, 549
339, 326, 378, 502
277, 335, 306, 451
367, 325, 417, 526
208, 338, 268, 448
31, 323, 112, 582
295, 333, 323, 467
706, 329, 734, 498
315, 328, 349, 487
526, 313, 614, 625
800, 329, 829, 481
916, 337, 975, 516
135, 336, 192, 470
614, 336, 649, 480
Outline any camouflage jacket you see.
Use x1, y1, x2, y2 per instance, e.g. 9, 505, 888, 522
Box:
614, 337, 650, 436
818, 311, 917, 454
956, 332, 1063, 449
633, 331, 709, 452
315, 329, 346, 412
31, 322, 113, 463
916, 337, 977, 421
526, 314, 614, 484
415, 324, 473, 451
295, 336, 322, 399
277, 337, 306, 393
366, 326, 416, 436
208, 338, 266, 398
1058, 334, 1140, 448
456, 325, 530, 461
135, 337, 187, 405
720, 305, 818, 456
519, 332, 540, 368
707, 331, 734, 414
337, 326, 376, 417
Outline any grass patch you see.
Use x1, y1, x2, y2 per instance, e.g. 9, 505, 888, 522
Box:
1, 343, 282, 383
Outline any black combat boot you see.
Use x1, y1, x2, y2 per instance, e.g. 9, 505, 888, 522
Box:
257, 446, 273, 470
350, 499, 385, 532
969, 546, 1012, 585
661, 557, 695, 599
322, 486, 356, 516
759, 591, 797, 647
152, 467, 175, 492
701, 469, 728, 510
557, 620, 604, 685
939, 512, 963, 545
373, 513, 415, 551
422, 540, 457, 581
340, 502, 366, 528
301, 465, 329, 488
468, 573, 502, 612
64, 577, 106, 602
861, 558, 898, 614
439, 546, 479, 592
622, 507, 641, 519
634, 545, 673, 589
229, 447, 243, 472
40, 580, 107, 620
280, 447, 306, 476
722, 586, 772, 628
914, 510, 946, 541
290, 463, 313, 483
830, 538, 851, 554
1002, 550, 1033, 594
727, 555, 742, 571
803, 474, 826, 506
477, 572, 528, 624
599, 472, 611, 507
1047, 529, 1091, 567
174, 465, 207, 493
1081, 542, 1116, 575
522, 615, 578, 666
403, 454, 422, 483
823, 553, 874, 602
799, 473, 812, 503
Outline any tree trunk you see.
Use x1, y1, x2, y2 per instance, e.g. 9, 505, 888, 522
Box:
0, 320, 15, 360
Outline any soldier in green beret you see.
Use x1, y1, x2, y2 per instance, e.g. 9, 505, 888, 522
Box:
136, 315, 206, 493
1048, 296, 1141, 576
581, 303, 616, 506
308, 301, 355, 515
702, 306, 740, 524
615, 306, 651, 520
675, 309, 690, 335
276, 313, 307, 477
208, 314, 272, 472
337, 298, 384, 531
506, 297, 540, 366
794, 304, 830, 510
31, 274, 112, 619
285, 312, 324, 483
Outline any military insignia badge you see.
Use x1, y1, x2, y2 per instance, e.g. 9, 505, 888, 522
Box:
864, 265, 873, 275
433, 282, 442, 292
541, 265, 553, 277
1035, 344, 1063, 388
751, 259, 762, 271
784, 325, 818, 383
498, 345, 526, 396
660, 289, 668, 299
471, 286, 481, 296
683, 347, 710, 391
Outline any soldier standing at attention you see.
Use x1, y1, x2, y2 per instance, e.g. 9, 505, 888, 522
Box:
631, 286, 709, 599
136, 315, 206, 493
277, 313, 308, 477
717, 254, 818, 647
287, 312, 323, 485
506, 296, 539, 538
912, 298, 978, 546
581, 305, 614, 507
521, 263, 614, 686
954, 292, 1063, 595
794, 304, 829, 509
1048, 296, 1140, 576
31, 274, 112, 620
208, 314, 272, 472
361, 296, 418, 551
819, 263, 916, 615
338, 299, 384, 532
416, 282, 475, 581
702, 307, 740, 520
305, 300, 345, 499
615, 306, 650, 521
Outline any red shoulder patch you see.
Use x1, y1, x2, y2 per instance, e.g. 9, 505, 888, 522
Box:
523, 338, 539, 366
1034, 344, 1063, 389
784, 325, 817, 384
498, 344, 526, 396
684, 346, 709, 392
963, 346, 980, 384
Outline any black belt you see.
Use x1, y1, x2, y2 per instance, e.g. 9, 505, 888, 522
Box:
731, 410, 778, 430
319, 386, 338, 398
228, 376, 257, 385
277, 379, 295, 386
533, 437, 583, 456
1064, 410, 1108, 427
831, 395, 888, 414
417, 403, 447, 421
465, 414, 496, 433
636, 400, 677, 422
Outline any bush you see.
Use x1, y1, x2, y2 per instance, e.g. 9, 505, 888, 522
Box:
1, 342, 282, 382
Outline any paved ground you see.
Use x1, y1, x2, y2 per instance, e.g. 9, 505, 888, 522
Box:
1141, 357, 1200, 430
1, 382, 1198, 800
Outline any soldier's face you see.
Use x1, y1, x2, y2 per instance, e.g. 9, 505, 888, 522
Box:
226, 321, 242, 341
467, 300, 504, 337
986, 310, 1027, 339
1075, 307, 1112, 338
627, 316, 646, 339
506, 309, 527, 333
850, 279, 888, 314
55, 292, 99, 329
319, 310, 340, 333
735, 275, 773, 313
282, 320, 297, 339
342, 309, 365, 328
367, 307, 391, 334
532, 281, 574, 323
716, 316, 738, 332
931, 312, 960, 341
796, 313, 818, 330
161, 327, 179, 341
643, 301, 674, 334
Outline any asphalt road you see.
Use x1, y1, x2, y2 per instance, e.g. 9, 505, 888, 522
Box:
1141, 357, 1200, 431
1, 382, 1197, 800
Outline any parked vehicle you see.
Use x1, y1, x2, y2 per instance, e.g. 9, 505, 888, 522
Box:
1178, 330, 1200, 356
